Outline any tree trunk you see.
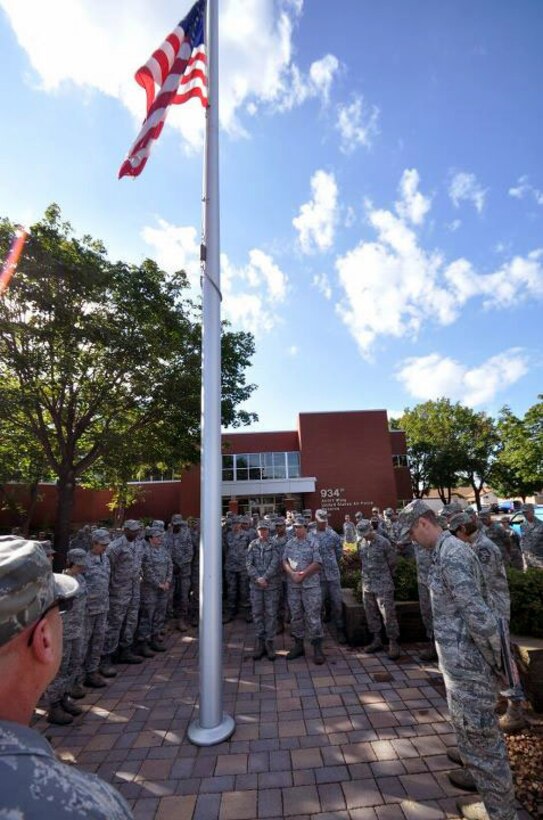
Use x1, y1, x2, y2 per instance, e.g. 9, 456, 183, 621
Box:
54, 472, 76, 568
22, 479, 41, 536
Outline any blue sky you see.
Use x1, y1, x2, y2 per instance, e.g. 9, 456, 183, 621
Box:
1, 0, 542, 431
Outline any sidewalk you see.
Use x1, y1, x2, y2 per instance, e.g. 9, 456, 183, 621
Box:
34, 621, 532, 820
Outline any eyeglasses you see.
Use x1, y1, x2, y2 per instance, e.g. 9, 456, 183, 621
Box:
27, 597, 74, 647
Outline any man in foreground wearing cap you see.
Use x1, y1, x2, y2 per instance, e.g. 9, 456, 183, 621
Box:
283, 517, 325, 664
101, 520, 144, 672
246, 521, 281, 660
82, 528, 111, 689
312, 509, 347, 644
398, 501, 518, 820
519, 502, 543, 569
356, 518, 400, 660
0, 536, 133, 817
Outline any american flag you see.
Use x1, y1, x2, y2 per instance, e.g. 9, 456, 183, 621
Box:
119, 0, 208, 179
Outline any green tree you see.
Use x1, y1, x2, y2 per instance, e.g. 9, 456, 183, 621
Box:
0, 205, 256, 554
490, 398, 543, 500
455, 406, 500, 510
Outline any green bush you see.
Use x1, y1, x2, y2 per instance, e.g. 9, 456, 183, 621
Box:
507, 568, 543, 638
348, 556, 419, 603
340, 551, 361, 590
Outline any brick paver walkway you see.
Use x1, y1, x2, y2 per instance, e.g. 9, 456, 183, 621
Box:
34, 621, 531, 819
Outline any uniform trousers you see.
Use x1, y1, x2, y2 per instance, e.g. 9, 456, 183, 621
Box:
287, 582, 323, 641
84, 611, 108, 674
249, 587, 280, 640
362, 588, 399, 640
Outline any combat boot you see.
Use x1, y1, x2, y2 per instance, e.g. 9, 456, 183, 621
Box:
252, 639, 266, 660
117, 646, 144, 664
419, 642, 438, 661
222, 612, 233, 624
387, 639, 401, 660
84, 672, 107, 689
245, 611, 253, 623
137, 641, 155, 659
69, 682, 87, 699
61, 695, 83, 717
149, 637, 167, 652
265, 640, 277, 661
276, 621, 284, 635
446, 747, 463, 766
336, 628, 347, 645
286, 637, 305, 660
312, 638, 325, 666
47, 701, 73, 726
498, 700, 527, 732
99, 655, 118, 677
177, 617, 188, 632
448, 768, 477, 792
363, 635, 383, 654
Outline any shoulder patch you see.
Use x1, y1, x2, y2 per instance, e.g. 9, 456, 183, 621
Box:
478, 546, 491, 564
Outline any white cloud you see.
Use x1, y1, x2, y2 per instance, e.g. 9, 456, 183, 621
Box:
287, 345, 299, 356
1, 0, 339, 152
396, 349, 529, 407
221, 248, 289, 335
334, 168, 543, 358
448, 171, 487, 214
395, 169, 431, 226
141, 217, 288, 334
312, 272, 332, 300
448, 219, 462, 232
508, 175, 543, 206
141, 218, 200, 290
336, 94, 380, 154
293, 170, 339, 254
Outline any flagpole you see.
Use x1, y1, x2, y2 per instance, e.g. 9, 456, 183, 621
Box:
188, 0, 235, 747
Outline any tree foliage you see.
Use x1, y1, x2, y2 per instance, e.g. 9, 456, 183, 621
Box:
489, 398, 543, 500
0, 205, 257, 551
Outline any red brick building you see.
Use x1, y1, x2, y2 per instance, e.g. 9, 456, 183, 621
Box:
0, 410, 412, 531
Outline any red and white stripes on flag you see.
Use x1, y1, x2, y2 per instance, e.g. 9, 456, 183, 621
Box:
119, 0, 207, 179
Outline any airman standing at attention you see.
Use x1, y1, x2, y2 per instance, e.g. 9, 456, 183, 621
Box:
312, 509, 346, 644
283, 517, 324, 665
164, 514, 193, 632
82, 529, 111, 689
137, 526, 173, 655
246, 521, 281, 661
223, 516, 252, 623
272, 516, 289, 634
357, 519, 400, 660
519, 503, 543, 569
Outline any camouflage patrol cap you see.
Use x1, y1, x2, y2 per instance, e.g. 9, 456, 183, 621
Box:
293, 516, 306, 527
91, 528, 110, 545
148, 526, 164, 539
171, 514, 184, 524
40, 540, 56, 556
275, 516, 286, 526
354, 511, 363, 520
356, 519, 372, 535
0, 536, 78, 647
448, 512, 471, 533
315, 509, 328, 522
256, 520, 270, 530
123, 519, 141, 531
67, 548, 87, 566
384, 507, 394, 516
521, 503, 534, 513
440, 502, 463, 518
397, 499, 433, 540
151, 520, 165, 530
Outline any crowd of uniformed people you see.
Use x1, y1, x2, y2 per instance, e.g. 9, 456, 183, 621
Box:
1, 497, 542, 819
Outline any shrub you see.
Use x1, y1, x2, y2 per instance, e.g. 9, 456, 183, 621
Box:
393, 557, 419, 601
507, 568, 543, 638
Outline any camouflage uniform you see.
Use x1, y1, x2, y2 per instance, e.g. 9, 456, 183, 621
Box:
83, 551, 110, 675
414, 543, 434, 640
471, 530, 511, 621
358, 532, 399, 640
103, 533, 143, 656
46, 574, 87, 704
520, 517, 543, 569
481, 520, 512, 565
189, 522, 200, 623
273, 530, 290, 626
311, 526, 344, 632
137, 541, 173, 642
246, 536, 281, 640
0, 721, 133, 818
283, 536, 323, 640
343, 519, 356, 545
428, 529, 517, 820
164, 523, 193, 619
224, 529, 251, 618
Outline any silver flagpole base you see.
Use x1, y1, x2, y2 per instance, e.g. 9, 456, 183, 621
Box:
187, 713, 235, 747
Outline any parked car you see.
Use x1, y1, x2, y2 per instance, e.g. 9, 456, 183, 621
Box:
509, 505, 543, 537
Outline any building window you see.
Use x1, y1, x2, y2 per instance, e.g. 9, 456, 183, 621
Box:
392, 454, 409, 468
222, 452, 301, 481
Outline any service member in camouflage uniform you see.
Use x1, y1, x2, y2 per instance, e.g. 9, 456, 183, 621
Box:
45, 548, 88, 725
101, 520, 143, 672
312, 509, 346, 643
519, 502, 543, 569
282, 517, 325, 664
136, 526, 173, 655
188, 517, 200, 626
398, 500, 518, 820
82, 529, 111, 689
246, 521, 282, 661
0, 536, 133, 819
272, 516, 289, 633
413, 541, 438, 661
357, 519, 400, 660
478, 509, 512, 565
223, 517, 252, 623
164, 514, 193, 631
